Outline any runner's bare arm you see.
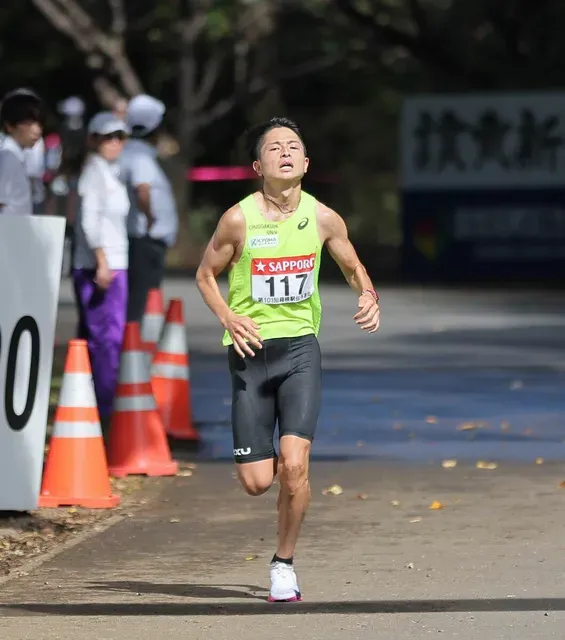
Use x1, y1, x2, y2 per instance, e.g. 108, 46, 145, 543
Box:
318, 202, 380, 333
318, 203, 376, 293
196, 206, 263, 355
196, 205, 244, 325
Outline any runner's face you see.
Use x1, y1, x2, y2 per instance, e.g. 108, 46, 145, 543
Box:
254, 127, 309, 181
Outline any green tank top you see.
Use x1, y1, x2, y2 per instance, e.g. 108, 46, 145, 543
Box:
222, 191, 322, 346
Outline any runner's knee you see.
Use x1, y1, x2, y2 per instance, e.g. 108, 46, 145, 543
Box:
237, 463, 275, 496
278, 458, 308, 495
241, 477, 273, 496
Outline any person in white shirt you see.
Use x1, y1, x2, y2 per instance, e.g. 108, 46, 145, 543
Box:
0, 89, 46, 216
24, 137, 46, 215
72, 112, 131, 427
120, 94, 179, 322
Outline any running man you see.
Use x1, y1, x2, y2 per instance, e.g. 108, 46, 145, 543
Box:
196, 117, 380, 602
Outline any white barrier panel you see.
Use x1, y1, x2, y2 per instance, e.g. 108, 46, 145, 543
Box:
0, 216, 65, 511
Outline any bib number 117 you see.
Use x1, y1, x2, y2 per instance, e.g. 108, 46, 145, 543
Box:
252, 270, 314, 304
264, 274, 308, 298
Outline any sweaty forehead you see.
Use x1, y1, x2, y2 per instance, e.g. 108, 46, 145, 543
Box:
261, 127, 302, 146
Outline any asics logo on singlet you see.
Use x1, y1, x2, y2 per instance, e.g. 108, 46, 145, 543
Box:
234, 447, 251, 456
297, 217, 309, 230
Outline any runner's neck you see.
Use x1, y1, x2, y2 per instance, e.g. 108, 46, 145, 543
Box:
261, 181, 302, 215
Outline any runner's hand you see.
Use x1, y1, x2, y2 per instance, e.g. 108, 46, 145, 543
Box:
354, 292, 380, 333
225, 312, 263, 358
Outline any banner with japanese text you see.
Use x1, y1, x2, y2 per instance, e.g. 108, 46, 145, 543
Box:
400, 92, 565, 281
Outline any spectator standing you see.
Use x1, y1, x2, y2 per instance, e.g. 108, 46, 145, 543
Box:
0, 89, 46, 216
72, 112, 130, 429
120, 94, 179, 322
24, 137, 47, 215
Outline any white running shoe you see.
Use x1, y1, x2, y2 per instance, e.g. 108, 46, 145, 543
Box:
268, 561, 303, 603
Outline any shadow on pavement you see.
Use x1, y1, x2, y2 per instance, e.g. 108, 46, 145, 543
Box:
87, 580, 268, 600
2, 597, 564, 616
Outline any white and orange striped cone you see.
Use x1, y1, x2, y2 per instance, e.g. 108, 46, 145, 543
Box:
107, 321, 178, 477
141, 288, 165, 367
151, 298, 200, 441
39, 339, 120, 508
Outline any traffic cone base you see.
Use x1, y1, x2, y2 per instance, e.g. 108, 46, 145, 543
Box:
39, 339, 120, 509
107, 322, 179, 477
39, 438, 120, 508
108, 410, 178, 477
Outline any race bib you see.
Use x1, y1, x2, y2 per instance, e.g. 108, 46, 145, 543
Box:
251, 254, 316, 304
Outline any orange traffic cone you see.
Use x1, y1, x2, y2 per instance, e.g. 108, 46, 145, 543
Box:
107, 322, 179, 477
151, 299, 200, 441
39, 340, 120, 508
141, 288, 165, 365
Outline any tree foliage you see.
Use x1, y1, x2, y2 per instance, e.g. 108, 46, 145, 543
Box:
2, 0, 564, 264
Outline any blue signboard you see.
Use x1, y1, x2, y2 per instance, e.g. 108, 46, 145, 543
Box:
400, 92, 565, 281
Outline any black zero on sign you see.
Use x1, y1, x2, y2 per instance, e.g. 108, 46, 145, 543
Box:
3, 316, 41, 432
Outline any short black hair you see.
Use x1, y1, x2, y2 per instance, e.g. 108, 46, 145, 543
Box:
0, 88, 46, 130
246, 116, 306, 161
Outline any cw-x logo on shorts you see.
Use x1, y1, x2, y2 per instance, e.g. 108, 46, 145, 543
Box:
234, 448, 251, 456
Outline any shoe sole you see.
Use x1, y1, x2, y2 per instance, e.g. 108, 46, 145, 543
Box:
268, 593, 303, 603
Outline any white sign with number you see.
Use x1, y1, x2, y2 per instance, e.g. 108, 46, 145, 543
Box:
251, 254, 316, 304
0, 216, 65, 511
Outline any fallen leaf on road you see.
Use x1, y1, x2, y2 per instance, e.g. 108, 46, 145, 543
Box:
356, 493, 368, 500
169, 518, 180, 523
322, 485, 343, 496
429, 501, 444, 510
245, 555, 258, 561
535, 458, 544, 465
406, 562, 414, 569
409, 517, 422, 523
391, 500, 400, 507
457, 420, 489, 431
476, 461, 498, 470
500, 421, 511, 431
442, 460, 457, 469
426, 416, 438, 424
67, 508, 77, 514
177, 470, 193, 477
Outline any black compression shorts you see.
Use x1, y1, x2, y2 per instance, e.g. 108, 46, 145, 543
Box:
228, 333, 322, 464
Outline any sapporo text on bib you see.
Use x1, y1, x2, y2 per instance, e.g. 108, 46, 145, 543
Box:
251, 253, 316, 304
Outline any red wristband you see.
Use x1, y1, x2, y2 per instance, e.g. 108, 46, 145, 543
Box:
362, 288, 379, 302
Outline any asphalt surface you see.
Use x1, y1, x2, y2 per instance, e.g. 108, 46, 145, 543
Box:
2, 277, 557, 640
57, 277, 565, 465
2, 462, 565, 639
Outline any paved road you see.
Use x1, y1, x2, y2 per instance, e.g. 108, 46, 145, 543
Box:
57, 278, 565, 464
1, 279, 563, 639
2, 461, 565, 639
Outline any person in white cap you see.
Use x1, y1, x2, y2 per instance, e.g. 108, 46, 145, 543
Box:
119, 94, 179, 322
72, 111, 131, 429
0, 88, 46, 216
